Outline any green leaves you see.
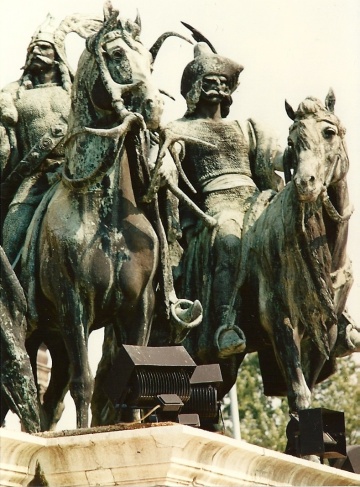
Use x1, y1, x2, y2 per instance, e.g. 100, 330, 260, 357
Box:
224, 353, 359, 452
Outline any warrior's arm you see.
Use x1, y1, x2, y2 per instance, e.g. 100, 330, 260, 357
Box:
247, 118, 285, 191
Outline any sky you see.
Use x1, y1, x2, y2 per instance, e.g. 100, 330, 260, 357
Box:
1, 0, 359, 430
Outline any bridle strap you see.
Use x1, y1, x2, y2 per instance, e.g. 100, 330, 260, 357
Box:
321, 188, 354, 223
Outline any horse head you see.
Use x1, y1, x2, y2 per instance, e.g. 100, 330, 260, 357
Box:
285, 89, 349, 203
78, 2, 163, 131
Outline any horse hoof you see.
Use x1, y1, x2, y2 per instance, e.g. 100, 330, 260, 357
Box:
302, 455, 321, 463
216, 329, 246, 359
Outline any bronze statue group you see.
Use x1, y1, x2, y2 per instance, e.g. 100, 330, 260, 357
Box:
0, 2, 359, 442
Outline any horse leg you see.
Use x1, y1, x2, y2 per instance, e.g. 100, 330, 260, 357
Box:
91, 274, 157, 427
57, 292, 93, 429
110, 267, 156, 424
41, 333, 71, 430
116, 252, 157, 346
91, 325, 119, 427
125, 280, 156, 345
25, 329, 69, 431
269, 317, 311, 413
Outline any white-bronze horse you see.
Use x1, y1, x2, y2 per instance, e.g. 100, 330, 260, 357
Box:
230, 91, 356, 414
181, 90, 357, 425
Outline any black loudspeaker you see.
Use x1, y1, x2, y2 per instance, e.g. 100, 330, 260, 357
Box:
298, 408, 347, 459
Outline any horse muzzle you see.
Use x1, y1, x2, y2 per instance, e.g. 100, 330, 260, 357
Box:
293, 173, 324, 202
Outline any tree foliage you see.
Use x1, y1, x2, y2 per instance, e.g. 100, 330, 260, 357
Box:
224, 352, 359, 452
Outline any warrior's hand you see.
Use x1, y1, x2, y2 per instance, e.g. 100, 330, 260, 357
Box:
157, 128, 216, 194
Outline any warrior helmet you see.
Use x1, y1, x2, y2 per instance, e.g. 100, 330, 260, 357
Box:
181, 42, 243, 117
22, 13, 102, 93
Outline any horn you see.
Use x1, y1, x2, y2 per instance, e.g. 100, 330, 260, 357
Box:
325, 87, 336, 113
285, 99, 296, 121
181, 21, 217, 53
149, 32, 193, 62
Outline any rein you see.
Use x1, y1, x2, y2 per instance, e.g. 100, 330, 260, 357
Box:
320, 139, 353, 224
321, 189, 354, 223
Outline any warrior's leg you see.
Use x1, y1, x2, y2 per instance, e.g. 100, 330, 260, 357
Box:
212, 218, 246, 358
2, 203, 36, 264
2, 174, 47, 265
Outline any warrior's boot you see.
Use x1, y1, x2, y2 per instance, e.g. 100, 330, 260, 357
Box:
214, 305, 246, 359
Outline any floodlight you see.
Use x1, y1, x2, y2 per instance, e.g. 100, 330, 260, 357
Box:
182, 364, 223, 427
329, 445, 360, 473
103, 344, 196, 411
102, 345, 223, 428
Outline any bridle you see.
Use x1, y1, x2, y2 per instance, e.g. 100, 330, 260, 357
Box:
286, 118, 353, 224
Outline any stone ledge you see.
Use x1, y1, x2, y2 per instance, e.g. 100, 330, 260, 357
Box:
1, 424, 359, 486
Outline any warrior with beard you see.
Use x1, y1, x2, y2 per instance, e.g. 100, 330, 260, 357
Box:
0, 14, 73, 264
156, 43, 284, 360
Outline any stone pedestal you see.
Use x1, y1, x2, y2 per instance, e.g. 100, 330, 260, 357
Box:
1, 423, 359, 486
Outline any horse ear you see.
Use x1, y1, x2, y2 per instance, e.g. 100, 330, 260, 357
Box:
325, 87, 336, 113
285, 100, 296, 120
134, 9, 142, 32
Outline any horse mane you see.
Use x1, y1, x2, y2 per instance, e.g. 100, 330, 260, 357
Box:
295, 96, 327, 117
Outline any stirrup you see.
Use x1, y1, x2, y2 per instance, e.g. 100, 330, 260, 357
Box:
214, 324, 246, 358
170, 299, 203, 344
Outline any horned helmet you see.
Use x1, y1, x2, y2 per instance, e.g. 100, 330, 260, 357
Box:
21, 13, 102, 93
181, 42, 243, 117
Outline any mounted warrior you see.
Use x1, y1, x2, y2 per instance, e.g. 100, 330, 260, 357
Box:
0, 13, 102, 265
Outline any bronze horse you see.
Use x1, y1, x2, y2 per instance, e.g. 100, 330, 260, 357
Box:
20, 3, 191, 430
217, 91, 354, 414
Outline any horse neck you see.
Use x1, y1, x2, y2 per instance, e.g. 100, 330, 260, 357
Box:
115, 143, 138, 212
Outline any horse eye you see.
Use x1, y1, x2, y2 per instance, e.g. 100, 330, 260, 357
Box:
287, 138, 294, 148
323, 127, 337, 139
111, 49, 124, 60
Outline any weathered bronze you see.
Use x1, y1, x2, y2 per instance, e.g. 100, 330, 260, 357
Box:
154, 44, 359, 414
154, 42, 283, 367
4, 2, 200, 431
0, 14, 102, 265
1, 4, 359, 437
236, 92, 356, 412
0, 12, 102, 432
0, 246, 40, 433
